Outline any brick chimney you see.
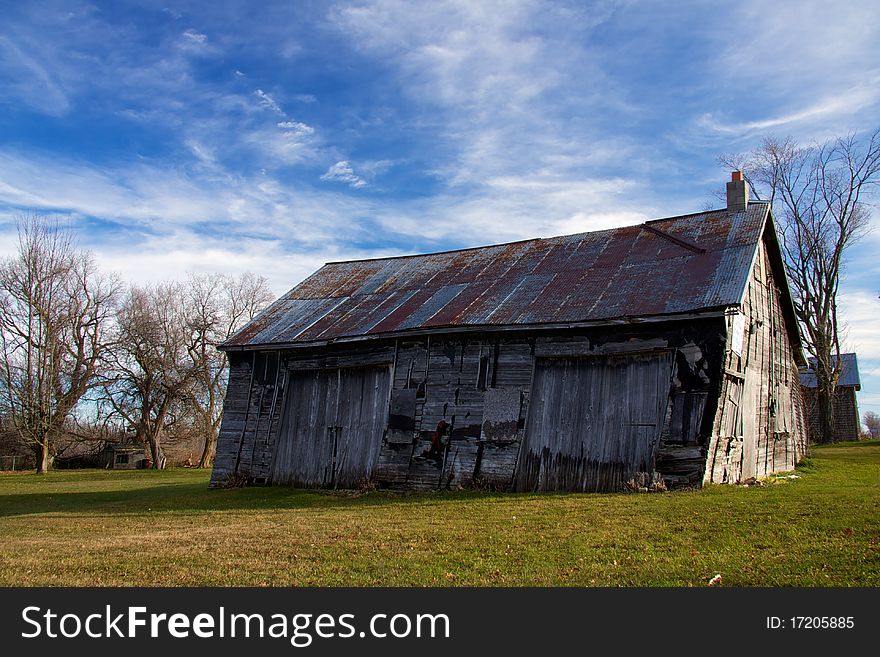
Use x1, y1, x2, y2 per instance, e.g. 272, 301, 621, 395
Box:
726, 170, 749, 213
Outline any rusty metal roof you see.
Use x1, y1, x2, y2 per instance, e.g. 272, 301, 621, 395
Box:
224, 203, 772, 348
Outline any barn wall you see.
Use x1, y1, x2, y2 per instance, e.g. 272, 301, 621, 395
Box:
211, 319, 728, 491
210, 350, 287, 486
704, 240, 807, 484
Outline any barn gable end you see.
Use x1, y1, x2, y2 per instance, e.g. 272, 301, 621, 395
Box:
704, 231, 808, 484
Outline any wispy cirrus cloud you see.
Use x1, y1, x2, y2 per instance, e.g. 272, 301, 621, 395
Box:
182, 29, 208, 45
696, 0, 880, 141
254, 88, 285, 115
321, 160, 367, 188
0, 34, 71, 115
277, 120, 315, 136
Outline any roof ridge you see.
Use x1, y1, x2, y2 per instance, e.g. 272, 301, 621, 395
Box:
325, 207, 739, 266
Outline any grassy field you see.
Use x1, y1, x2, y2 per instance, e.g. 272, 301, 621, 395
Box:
0, 441, 878, 586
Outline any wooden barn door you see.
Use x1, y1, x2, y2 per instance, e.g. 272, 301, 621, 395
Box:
515, 351, 673, 492
333, 366, 392, 488
271, 366, 391, 488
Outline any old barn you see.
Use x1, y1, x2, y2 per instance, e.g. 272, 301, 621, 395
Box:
800, 352, 862, 442
210, 173, 807, 492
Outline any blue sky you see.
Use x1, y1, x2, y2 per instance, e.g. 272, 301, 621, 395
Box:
1, 0, 879, 419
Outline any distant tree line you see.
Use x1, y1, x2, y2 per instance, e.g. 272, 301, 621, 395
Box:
0, 214, 273, 472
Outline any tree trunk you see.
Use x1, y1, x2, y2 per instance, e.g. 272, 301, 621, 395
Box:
148, 435, 166, 469
816, 373, 836, 444
198, 430, 216, 469
35, 441, 51, 474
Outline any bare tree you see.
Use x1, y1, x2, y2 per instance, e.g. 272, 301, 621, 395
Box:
0, 214, 119, 472
721, 130, 880, 443
184, 272, 272, 468
104, 282, 194, 469
865, 411, 880, 439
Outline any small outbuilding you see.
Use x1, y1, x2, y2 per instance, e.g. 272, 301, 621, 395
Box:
799, 353, 862, 442
211, 173, 808, 492
103, 445, 148, 470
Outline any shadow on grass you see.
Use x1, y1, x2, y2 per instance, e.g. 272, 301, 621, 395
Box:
0, 472, 522, 518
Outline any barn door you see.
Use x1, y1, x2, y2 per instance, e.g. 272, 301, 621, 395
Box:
332, 366, 392, 488
271, 369, 338, 487
271, 366, 391, 488
515, 351, 673, 492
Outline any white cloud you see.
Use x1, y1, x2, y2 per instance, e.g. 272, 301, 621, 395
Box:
699, 79, 880, 136
0, 149, 374, 246
90, 228, 404, 296
254, 89, 284, 115
695, 0, 880, 142
320, 161, 367, 188
181, 29, 207, 45
344, 0, 623, 188
184, 139, 216, 165
241, 124, 319, 166
277, 120, 315, 137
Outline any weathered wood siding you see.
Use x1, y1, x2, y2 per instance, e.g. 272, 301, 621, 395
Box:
211, 319, 728, 491
704, 241, 807, 483
515, 351, 673, 492
210, 351, 286, 487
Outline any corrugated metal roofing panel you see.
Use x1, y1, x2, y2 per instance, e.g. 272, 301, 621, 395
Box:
223, 203, 773, 348
398, 284, 469, 329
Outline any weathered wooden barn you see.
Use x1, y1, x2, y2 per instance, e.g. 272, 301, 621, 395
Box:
799, 353, 862, 442
210, 173, 808, 492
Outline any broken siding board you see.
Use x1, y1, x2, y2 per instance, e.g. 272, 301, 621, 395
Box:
481, 388, 523, 442
376, 442, 415, 485
387, 388, 418, 444
441, 440, 480, 489
474, 441, 522, 488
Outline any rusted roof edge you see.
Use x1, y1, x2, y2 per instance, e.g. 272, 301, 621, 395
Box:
218, 307, 730, 352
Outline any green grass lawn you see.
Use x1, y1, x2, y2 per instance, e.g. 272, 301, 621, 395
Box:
0, 442, 878, 586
